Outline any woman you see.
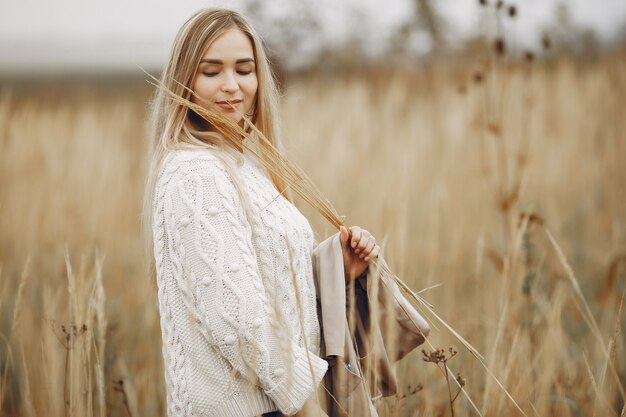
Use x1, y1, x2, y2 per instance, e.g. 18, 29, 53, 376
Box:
143, 8, 382, 417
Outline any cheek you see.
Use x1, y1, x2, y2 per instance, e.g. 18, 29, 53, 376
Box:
191, 76, 218, 102
243, 76, 258, 99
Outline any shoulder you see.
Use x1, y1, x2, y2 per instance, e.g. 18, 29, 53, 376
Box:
157, 149, 230, 190
162, 149, 224, 175
155, 148, 248, 210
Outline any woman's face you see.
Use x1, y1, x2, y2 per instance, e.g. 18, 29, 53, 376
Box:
191, 27, 258, 127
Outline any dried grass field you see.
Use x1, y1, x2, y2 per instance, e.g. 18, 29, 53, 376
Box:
1, 52, 625, 416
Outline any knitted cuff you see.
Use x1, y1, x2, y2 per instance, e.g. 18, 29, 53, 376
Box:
264, 346, 329, 416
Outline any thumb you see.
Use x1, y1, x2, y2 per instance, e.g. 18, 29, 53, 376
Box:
339, 225, 349, 246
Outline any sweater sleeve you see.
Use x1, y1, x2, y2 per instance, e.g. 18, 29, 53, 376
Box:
159, 155, 328, 415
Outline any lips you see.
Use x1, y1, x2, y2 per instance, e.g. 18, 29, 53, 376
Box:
215, 99, 242, 110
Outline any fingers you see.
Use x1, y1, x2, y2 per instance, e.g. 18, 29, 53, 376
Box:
346, 226, 380, 261
352, 228, 373, 254
364, 245, 381, 262
340, 225, 380, 260
360, 238, 376, 258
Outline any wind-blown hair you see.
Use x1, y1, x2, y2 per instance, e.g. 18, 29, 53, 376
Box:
142, 8, 287, 278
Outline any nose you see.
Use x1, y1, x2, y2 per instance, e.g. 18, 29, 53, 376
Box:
221, 71, 239, 93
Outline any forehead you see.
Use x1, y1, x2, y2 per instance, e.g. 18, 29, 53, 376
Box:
201, 28, 254, 60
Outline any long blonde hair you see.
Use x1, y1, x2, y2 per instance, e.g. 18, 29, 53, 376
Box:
142, 8, 288, 277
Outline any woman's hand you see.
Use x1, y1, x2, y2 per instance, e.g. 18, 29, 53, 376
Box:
339, 225, 381, 283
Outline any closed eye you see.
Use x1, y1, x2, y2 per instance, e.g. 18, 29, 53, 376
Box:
203, 71, 252, 77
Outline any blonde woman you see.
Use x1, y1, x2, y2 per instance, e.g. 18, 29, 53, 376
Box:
144, 8, 382, 417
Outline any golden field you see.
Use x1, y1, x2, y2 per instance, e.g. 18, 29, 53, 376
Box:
1, 51, 625, 416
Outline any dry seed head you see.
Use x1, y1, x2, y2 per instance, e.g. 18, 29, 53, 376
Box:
59, 322, 88, 345
499, 188, 519, 213
508, 5, 517, 17
518, 212, 545, 227
599, 255, 626, 303
524, 51, 535, 62
496, 0, 504, 9
479, 0, 488, 6
113, 379, 125, 392
494, 37, 506, 55
542, 34, 552, 50
411, 383, 423, 393
486, 122, 501, 136
422, 348, 448, 363
486, 249, 505, 272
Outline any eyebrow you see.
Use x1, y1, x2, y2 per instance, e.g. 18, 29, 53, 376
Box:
199, 58, 255, 64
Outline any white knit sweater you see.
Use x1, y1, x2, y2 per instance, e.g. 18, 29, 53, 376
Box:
152, 149, 328, 417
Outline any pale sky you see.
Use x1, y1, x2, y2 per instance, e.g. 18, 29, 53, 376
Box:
1, 0, 625, 74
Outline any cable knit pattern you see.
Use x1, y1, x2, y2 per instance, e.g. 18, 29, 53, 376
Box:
153, 149, 328, 417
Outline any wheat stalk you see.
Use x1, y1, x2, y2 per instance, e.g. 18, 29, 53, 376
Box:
10, 257, 30, 337
544, 227, 626, 404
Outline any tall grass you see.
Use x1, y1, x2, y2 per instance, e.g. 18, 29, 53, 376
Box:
1, 51, 625, 416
